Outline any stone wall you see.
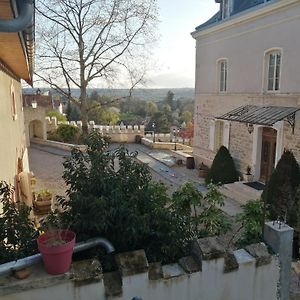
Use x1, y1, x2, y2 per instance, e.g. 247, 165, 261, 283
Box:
0, 238, 279, 300
46, 118, 145, 143
193, 94, 300, 175
0, 71, 29, 187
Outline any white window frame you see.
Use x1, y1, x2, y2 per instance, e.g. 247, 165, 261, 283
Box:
217, 59, 228, 93
263, 48, 282, 93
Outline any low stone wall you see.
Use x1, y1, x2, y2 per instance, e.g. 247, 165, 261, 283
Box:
141, 138, 192, 152
31, 138, 86, 152
46, 117, 145, 143
0, 237, 279, 300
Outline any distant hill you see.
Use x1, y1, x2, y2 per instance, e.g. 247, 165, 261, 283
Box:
22, 88, 195, 102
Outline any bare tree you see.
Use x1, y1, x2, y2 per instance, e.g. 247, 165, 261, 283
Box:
35, 0, 158, 134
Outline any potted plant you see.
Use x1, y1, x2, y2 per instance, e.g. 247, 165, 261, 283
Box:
33, 189, 53, 215
198, 162, 209, 178
244, 165, 254, 182
37, 228, 76, 275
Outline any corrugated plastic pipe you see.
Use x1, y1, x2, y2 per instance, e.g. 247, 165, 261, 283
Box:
0, 0, 33, 32
0, 238, 115, 277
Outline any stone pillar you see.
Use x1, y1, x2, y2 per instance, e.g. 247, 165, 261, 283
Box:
264, 221, 294, 300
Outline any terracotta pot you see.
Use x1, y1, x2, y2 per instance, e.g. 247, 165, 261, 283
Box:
37, 229, 76, 275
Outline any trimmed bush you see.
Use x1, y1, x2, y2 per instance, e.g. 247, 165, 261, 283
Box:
57, 124, 80, 143
262, 150, 300, 227
205, 146, 239, 184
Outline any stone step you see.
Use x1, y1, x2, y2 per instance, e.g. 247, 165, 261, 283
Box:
221, 182, 263, 206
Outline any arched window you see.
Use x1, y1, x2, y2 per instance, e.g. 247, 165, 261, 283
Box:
265, 50, 281, 92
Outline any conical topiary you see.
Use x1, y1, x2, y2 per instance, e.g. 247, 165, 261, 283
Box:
205, 146, 239, 184
262, 150, 300, 227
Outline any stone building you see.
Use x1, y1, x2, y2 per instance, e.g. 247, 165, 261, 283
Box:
192, 0, 300, 182
0, 1, 34, 192
23, 91, 63, 114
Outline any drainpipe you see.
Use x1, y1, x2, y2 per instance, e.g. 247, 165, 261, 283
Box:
0, 237, 115, 277
0, 0, 33, 33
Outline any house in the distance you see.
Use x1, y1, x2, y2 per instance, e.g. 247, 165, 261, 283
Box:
192, 0, 300, 182
23, 90, 63, 114
0, 0, 34, 193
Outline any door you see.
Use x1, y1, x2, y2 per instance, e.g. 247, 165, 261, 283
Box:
260, 127, 277, 182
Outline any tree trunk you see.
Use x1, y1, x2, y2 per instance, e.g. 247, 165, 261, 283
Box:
80, 86, 88, 136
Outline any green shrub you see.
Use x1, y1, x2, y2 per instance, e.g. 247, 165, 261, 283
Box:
57, 124, 80, 143
235, 199, 265, 248
171, 182, 231, 238
47, 129, 63, 142
205, 146, 239, 184
262, 150, 300, 227
54, 131, 190, 263
0, 182, 38, 264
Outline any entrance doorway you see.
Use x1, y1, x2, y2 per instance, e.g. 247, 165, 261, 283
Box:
260, 127, 277, 182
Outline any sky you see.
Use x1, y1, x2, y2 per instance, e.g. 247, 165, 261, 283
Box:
147, 0, 219, 88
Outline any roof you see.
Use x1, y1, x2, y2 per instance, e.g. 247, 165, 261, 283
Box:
23, 94, 61, 109
195, 0, 271, 31
0, 0, 34, 84
216, 105, 300, 126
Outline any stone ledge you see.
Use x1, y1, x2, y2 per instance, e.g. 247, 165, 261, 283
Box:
71, 259, 102, 286
223, 251, 239, 273
115, 249, 149, 277
245, 243, 271, 267
178, 256, 201, 274
162, 263, 185, 279
192, 236, 226, 266
148, 262, 163, 280
103, 271, 122, 297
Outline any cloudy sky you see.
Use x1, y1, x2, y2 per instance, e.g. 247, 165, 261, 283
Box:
147, 0, 219, 88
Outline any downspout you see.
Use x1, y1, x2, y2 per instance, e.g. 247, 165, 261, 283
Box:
0, 0, 33, 33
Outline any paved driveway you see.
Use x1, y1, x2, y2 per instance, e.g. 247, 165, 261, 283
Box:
28, 142, 242, 216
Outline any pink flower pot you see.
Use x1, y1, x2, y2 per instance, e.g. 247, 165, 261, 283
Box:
37, 229, 76, 275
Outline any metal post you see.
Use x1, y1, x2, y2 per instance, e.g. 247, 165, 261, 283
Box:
152, 122, 156, 143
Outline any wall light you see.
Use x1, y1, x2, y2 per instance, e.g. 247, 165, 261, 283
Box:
31, 100, 37, 109
247, 123, 254, 134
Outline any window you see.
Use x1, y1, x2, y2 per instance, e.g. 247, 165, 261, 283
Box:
266, 51, 281, 92
218, 60, 228, 92
209, 120, 230, 151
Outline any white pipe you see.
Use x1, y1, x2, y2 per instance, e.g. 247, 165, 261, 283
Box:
0, 237, 115, 277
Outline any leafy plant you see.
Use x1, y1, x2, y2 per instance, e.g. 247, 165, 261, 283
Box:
235, 199, 265, 248
261, 150, 300, 227
200, 183, 231, 236
56, 124, 81, 144
54, 131, 190, 263
0, 182, 38, 264
171, 182, 231, 238
205, 146, 239, 184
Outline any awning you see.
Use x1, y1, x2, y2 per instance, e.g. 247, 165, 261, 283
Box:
216, 105, 300, 133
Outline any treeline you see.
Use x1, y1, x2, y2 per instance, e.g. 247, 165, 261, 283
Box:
66, 90, 194, 133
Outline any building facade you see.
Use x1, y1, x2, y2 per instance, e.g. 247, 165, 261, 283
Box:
192, 0, 300, 182
0, 0, 34, 189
